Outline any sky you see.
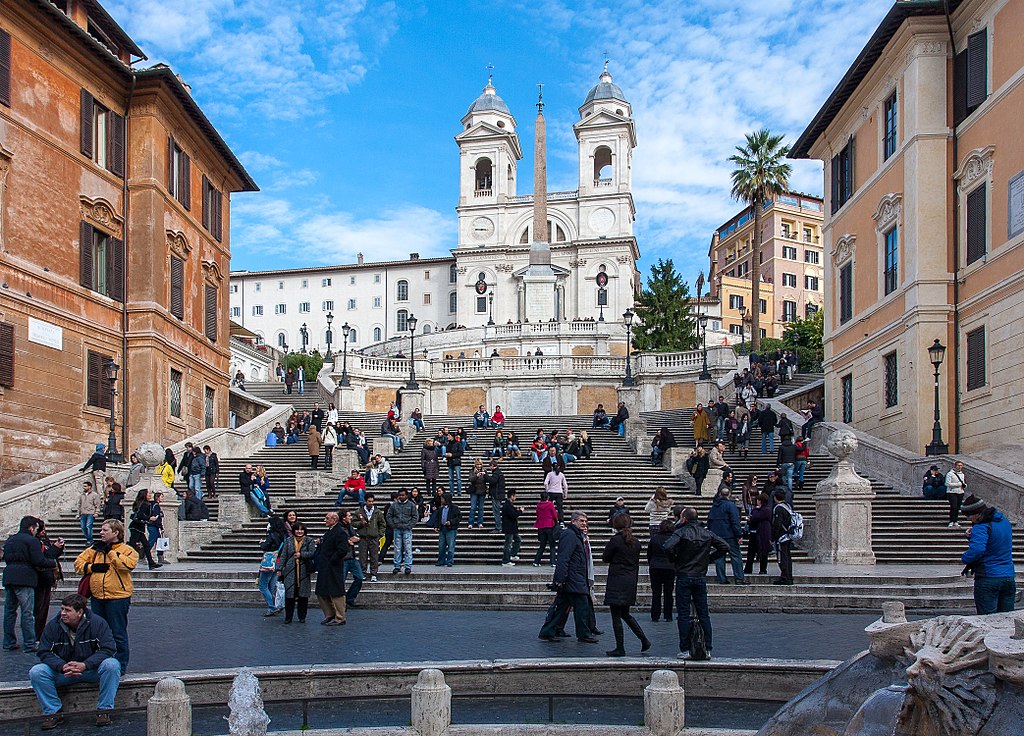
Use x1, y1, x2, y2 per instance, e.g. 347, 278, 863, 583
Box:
106, 0, 893, 288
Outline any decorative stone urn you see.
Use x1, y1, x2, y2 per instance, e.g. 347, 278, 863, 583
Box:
813, 428, 876, 565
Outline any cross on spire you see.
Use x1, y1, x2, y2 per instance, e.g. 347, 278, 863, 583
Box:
536, 82, 544, 112
485, 62, 494, 84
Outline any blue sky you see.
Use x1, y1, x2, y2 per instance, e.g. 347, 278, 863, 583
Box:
107, 0, 892, 288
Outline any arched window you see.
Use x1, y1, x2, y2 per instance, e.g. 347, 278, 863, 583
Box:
396, 309, 408, 332
423, 323, 432, 334
519, 220, 566, 244
449, 291, 458, 313
276, 332, 287, 349
348, 328, 357, 343
475, 158, 493, 192
594, 146, 612, 184
554, 223, 566, 242
397, 280, 409, 301
449, 264, 457, 284
373, 327, 382, 342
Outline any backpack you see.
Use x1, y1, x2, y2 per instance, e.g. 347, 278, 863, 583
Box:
778, 504, 805, 547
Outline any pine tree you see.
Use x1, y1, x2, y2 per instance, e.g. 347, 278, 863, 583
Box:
631, 259, 698, 352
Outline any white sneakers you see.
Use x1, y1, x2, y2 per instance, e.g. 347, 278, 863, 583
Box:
501, 562, 515, 567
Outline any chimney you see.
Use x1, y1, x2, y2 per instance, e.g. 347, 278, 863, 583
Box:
410, 252, 420, 260
357, 252, 364, 265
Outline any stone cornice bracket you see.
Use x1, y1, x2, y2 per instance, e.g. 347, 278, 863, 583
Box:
871, 193, 903, 230
166, 230, 192, 260
831, 234, 856, 266
202, 259, 224, 284
955, 145, 996, 192
79, 196, 124, 238
495, 263, 514, 273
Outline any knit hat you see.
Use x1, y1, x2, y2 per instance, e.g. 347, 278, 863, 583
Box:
96, 443, 105, 452
962, 495, 987, 514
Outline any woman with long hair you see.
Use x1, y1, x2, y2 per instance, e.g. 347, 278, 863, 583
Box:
128, 489, 161, 569
543, 465, 568, 523
602, 514, 650, 657
644, 486, 674, 532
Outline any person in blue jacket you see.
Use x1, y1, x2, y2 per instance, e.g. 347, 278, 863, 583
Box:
960, 495, 1016, 615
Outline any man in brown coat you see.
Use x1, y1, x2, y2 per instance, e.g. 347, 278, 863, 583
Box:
307, 425, 322, 470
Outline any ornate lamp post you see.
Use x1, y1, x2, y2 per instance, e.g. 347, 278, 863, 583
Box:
487, 291, 495, 326
340, 321, 351, 387
406, 313, 419, 390
300, 323, 308, 353
103, 360, 121, 463
622, 308, 635, 387
925, 339, 949, 456
738, 304, 748, 350
698, 313, 711, 380
325, 312, 334, 361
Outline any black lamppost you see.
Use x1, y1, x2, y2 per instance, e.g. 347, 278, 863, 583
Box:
925, 338, 949, 456
738, 304, 748, 350
598, 298, 605, 322
406, 313, 419, 390
622, 308, 635, 387
325, 312, 334, 361
300, 323, 308, 353
340, 321, 351, 387
487, 291, 495, 326
698, 313, 711, 380
103, 360, 122, 463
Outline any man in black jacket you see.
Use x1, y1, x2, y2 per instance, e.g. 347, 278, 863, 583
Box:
176, 442, 195, 488
539, 512, 598, 643
756, 403, 778, 455
771, 490, 795, 585
315, 512, 351, 625
776, 438, 798, 493
3, 516, 54, 652
80, 445, 108, 497
445, 434, 464, 496
487, 461, 506, 533
500, 491, 523, 566
29, 594, 120, 729
310, 402, 325, 432
662, 507, 729, 660
609, 402, 629, 433
238, 464, 256, 505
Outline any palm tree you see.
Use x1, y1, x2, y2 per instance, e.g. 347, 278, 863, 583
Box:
729, 129, 792, 353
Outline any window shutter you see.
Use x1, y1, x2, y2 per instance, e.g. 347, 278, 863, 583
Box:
966, 327, 986, 391
167, 135, 174, 190
966, 184, 987, 265
180, 152, 191, 210
204, 284, 217, 341
840, 263, 853, 323
0, 322, 14, 388
966, 30, 987, 111
953, 49, 967, 127
108, 237, 124, 302
830, 154, 840, 214
201, 175, 210, 230
214, 189, 223, 242
87, 350, 111, 410
80, 89, 94, 158
847, 136, 855, 199
170, 256, 184, 319
79, 221, 94, 288
0, 30, 11, 108
109, 111, 125, 177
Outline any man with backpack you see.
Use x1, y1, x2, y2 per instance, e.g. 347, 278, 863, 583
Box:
662, 506, 729, 660
771, 489, 800, 585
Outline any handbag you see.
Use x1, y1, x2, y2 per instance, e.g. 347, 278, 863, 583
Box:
260, 542, 283, 572
686, 602, 710, 660
77, 574, 92, 598
155, 537, 171, 552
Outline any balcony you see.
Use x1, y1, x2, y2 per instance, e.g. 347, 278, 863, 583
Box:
473, 189, 492, 198
594, 178, 613, 188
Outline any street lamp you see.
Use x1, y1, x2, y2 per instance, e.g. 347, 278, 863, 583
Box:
406, 313, 420, 390
622, 308, 635, 387
340, 321, 351, 387
925, 338, 949, 456
103, 360, 122, 463
325, 312, 334, 361
487, 290, 495, 326
300, 323, 308, 353
698, 313, 711, 380
738, 305, 748, 351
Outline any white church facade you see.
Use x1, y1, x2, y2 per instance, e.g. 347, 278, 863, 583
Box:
229, 68, 640, 356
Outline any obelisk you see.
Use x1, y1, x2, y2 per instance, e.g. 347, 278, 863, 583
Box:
524, 84, 557, 322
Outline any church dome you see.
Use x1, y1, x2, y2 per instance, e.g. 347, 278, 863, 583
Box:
583, 68, 627, 105
467, 80, 511, 116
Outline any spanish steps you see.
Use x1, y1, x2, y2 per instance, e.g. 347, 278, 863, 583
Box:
43, 379, 1022, 612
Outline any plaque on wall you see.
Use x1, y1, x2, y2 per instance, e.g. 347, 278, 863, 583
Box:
28, 318, 62, 350
1008, 170, 1024, 239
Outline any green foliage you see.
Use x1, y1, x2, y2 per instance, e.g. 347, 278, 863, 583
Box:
782, 309, 824, 371
631, 258, 698, 353
280, 350, 324, 379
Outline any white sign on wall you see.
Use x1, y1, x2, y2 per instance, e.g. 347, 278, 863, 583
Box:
28, 318, 63, 350
1008, 170, 1024, 239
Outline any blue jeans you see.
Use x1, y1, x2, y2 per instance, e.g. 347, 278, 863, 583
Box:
491, 499, 503, 531
794, 460, 807, 486
393, 529, 413, 570
91, 597, 130, 672
409, 418, 424, 431
336, 488, 366, 505
779, 463, 794, 491
469, 495, 485, 526
974, 577, 1016, 614
258, 569, 279, 612
448, 466, 462, 495
297, 378, 305, 395
80, 514, 95, 544
189, 473, 204, 499
562, 453, 577, 464
147, 524, 161, 550
387, 434, 402, 450
437, 528, 457, 565
343, 559, 364, 604
761, 431, 775, 454
714, 538, 745, 583
473, 418, 488, 429
3, 586, 36, 649
30, 658, 121, 715
675, 576, 712, 654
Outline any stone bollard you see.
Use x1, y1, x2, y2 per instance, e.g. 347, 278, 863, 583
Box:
218, 493, 254, 526
147, 677, 191, 736
411, 668, 451, 736
644, 669, 685, 736
373, 437, 395, 457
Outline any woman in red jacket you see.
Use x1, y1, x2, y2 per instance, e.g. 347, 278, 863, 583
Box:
532, 493, 559, 567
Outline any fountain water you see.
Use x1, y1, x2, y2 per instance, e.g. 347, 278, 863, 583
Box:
225, 668, 270, 736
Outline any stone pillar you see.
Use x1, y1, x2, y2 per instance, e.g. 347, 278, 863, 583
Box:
703, 468, 723, 496
644, 669, 685, 736
813, 429, 876, 565
372, 437, 395, 457
218, 492, 255, 527
411, 668, 451, 736
147, 677, 191, 736
402, 388, 427, 427
695, 380, 718, 406
664, 448, 695, 491
335, 384, 356, 413
293, 471, 348, 499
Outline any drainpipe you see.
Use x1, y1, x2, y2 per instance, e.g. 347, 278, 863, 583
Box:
121, 71, 137, 460
944, 0, 961, 453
